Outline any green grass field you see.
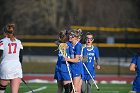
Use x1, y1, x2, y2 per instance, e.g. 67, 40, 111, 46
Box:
19, 62, 134, 93
22, 62, 135, 75
5, 83, 132, 93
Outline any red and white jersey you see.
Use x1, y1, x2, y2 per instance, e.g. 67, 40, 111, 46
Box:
0, 37, 23, 63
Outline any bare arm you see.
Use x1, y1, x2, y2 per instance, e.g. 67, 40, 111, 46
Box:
95, 58, 101, 69
65, 55, 80, 63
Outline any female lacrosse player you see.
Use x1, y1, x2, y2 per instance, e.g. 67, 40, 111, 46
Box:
0, 23, 23, 93
81, 32, 100, 93
54, 30, 72, 93
129, 51, 140, 93
64, 29, 83, 93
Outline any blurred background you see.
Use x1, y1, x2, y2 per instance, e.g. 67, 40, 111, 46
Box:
0, 0, 140, 76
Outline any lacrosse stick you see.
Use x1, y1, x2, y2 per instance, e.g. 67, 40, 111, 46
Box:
22, 78, 35, 93
59, 43, 76, 93
82, 63, 100, 91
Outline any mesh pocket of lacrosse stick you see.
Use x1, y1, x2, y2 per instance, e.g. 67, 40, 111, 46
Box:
58, 43, 68, 57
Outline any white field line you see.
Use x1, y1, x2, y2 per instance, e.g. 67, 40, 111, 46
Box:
25, 86, 47, 93
20, 86, 38, 88
96, 91, 119, 93
98, 87, 130, 89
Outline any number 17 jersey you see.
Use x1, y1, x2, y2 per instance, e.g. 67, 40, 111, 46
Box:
0, 37, 23, 63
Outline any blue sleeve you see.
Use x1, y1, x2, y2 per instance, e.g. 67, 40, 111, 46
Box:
131, 56, 137, 64
95, 46, 99, 59
75, 44, 82, 55
82, 48, 86, 56
66, 48, 70, 57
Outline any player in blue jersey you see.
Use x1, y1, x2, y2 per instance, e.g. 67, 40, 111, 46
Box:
64, 29, 83, 93
54, 30, 74, 93
129, 51, 140, 93
81, 32, 100, 93
54, 30, 71, 93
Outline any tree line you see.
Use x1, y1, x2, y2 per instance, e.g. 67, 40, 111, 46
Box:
0, 0, 139, 35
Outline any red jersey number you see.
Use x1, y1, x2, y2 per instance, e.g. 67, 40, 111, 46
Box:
8, 43, 17, 54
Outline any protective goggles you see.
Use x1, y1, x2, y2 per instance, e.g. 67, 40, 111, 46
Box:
69, 33, 78, 38
86, 37, 94, 41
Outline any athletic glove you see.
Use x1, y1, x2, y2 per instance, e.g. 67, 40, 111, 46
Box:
82, 56, 88, 63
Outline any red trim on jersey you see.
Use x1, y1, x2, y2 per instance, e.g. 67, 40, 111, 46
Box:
0, 43, 3, 46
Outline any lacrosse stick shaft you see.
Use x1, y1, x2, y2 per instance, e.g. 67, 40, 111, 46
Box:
58, 43, 76, 93
22, 78, 35, 93
65, 61, 76, 93
83, 63, 99, 90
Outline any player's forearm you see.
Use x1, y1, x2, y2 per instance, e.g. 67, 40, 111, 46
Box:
68, 58, 79, 63
96, 58, 100, 65
65, 55, 79, 63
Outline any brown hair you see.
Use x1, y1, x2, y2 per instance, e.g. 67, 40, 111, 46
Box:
86, 32, 93, 36
59, 30, 67, 43
4, 23, 15, 41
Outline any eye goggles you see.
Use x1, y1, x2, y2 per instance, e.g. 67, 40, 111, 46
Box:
86, 37, 94, 41
69, 33, 78, 38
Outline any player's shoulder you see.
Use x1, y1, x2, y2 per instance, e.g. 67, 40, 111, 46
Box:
66, 41, 73, 47
75, 42, 82, 47
93, 46, 98, 49
0, 37, 7, 42
15, 38, 22, 43
66, 41, 71, 45
0, 38, 4, 46
0, 39, 3, 42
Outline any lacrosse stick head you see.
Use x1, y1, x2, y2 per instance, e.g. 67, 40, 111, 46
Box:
59, 43, 68, 57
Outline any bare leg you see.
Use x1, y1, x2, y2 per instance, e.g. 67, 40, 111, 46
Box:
78, 79, 82, 93
73, 76, 81, 93
10, 78, 21, 93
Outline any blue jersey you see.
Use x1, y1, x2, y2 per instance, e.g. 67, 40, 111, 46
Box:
82, 46, 99, 80
68, 42, 81, 60
131, 55, 140, 92
68, 42, 83, 77
54, 43, 71, 80
55, 43, 70, 72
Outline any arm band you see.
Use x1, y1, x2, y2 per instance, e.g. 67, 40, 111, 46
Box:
19, 49, 23, 64
96, 58, 100, 65
0, 50, 3, 57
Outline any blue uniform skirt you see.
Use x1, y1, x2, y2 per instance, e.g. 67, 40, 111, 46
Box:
133, 75, 140, 92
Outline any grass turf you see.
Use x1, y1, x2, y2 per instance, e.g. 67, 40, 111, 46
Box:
5, 83, 132, 93
22, 62, 135, 75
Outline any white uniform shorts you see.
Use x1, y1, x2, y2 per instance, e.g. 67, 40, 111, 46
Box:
0, 61, 23, 79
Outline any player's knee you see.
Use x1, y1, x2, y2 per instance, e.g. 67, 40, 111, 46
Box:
0, 84, 7, 93
64, 83, 72, 93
